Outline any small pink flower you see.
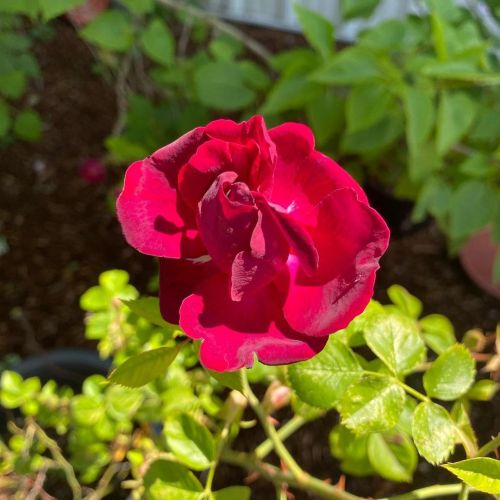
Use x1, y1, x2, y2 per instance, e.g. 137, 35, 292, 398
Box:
79, 159, 107, 184
117, 116, 390, 372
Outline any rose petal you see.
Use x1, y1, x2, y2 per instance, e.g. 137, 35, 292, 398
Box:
179, 273, 327, 372
197, 172, 258, 271
269, 123, 368, 216
178, 138, 258, 208
231, 198, 289, 301
117, 160, 204, 258
206, 115, 276, 194
159, 257, 215, 324
283, 188, 390, 336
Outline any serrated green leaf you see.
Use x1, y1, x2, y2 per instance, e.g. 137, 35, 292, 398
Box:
140, 19, 174, 66
109, 346, 180, 388
339, 376, 406, 435
194, 62, 256, 111
436, 90, 477, 156
80, 10, 134, 52
364, 313, 426, 377
123, 296, 169, 327
367, 432, 417, 482
346, 83, 392, 134
294, 4, 333, 60
443, 458, 500, 494
404, 86, 435, 152
39, 0, 86, 21
80, 286, 108, 312
72, 395, 105, 426
164, 413, 215, 470
208, 370, 243, 393
419, 314, 456, 354
423, 345, 476, 400
289, 337, 363, 409
213, 486, 251, 500
412, 402, 455, 464
387, 285, 423, 319
13, 110, 42, 142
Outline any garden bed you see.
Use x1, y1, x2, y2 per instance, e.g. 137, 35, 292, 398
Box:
0, 19, 498, 500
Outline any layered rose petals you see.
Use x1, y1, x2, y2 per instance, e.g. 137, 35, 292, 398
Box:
117, 116, 390, 372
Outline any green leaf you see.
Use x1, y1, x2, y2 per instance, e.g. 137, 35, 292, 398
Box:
458, 153, 494, 179
443, 458, 500, 494
466, 379, 498, 401
209, 34, 243, 62
238, 61, 271, 91
194, 62, 256, 111
13, 110, 42, 142
436, 91, 477, 156
364, 313, 426, 377
367, 432, 417, 482
341, 0, 379, 20
72, 395, 105, 425
449, 181, 497, 241
119, 0, 155, 15
143, 459, 203, 492
329, 424, 374, 476
294, 4, 333, 60
0, 71, 27, 99
261, 75, 319, 115
80, 10, 134, 52
289, 337, 363, 409
312, 47, 381, 85
412, 402, 455, 464
341, 113, 403, 154
423, 345, 476, 400
306, 91, 343, 146
0, 100, 10, 137
0, 0, 39, 17
124, 297, 169, 327
404, 86, 435, 152
140, 19, 174, 66
208, 370, 243, 393
346, 83, 392, 134
39, 0, 86, 21
109, 346, 180, 388
339, 376, 406, 435
80, 286, 108, 312
149, 480, 202, 500
105, 385, 143, 419
213, 486, 251, 500
164, 413, 215, 471
387, 285, 423, 319
419, 314, 456, 354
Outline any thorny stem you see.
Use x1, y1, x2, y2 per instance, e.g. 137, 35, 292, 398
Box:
154, 0, 273, 65
203, 421, 231, 497
222, 449, 363, 500
380, 484, 470, 500
240, 369, 306, 481
255, 414, 307, 460
457, 483, 469, 500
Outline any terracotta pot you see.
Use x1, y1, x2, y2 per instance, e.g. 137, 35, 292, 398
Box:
66, 0, 110, 26
459, 226, 500, 299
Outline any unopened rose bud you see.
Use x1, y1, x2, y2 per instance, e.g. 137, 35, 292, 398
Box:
79, 158, 107, 184
263, 381, 292, 413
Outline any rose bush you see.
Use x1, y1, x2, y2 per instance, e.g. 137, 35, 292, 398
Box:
117, 116, 389, 371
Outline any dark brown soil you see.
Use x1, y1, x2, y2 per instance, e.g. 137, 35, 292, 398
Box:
0, 19, 497, 500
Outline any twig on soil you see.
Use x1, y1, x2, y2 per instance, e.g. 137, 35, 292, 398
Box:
154, 0, 273, 66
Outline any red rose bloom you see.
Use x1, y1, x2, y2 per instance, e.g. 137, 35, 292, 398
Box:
117, 116, 389, 372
